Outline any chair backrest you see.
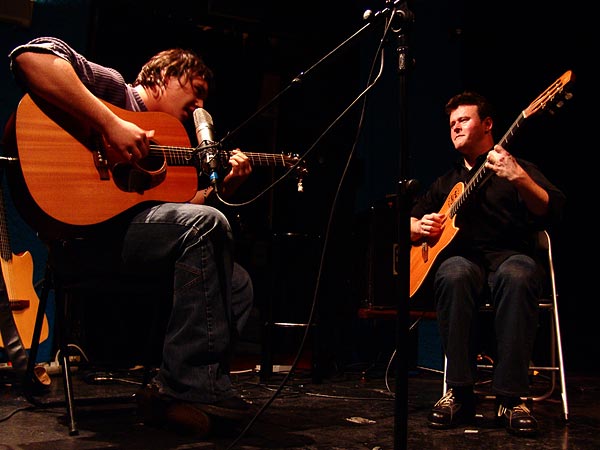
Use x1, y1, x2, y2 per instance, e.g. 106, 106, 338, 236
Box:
535, 230, 558, 307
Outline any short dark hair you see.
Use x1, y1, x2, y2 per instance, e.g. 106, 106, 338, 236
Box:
445, 91, 495, 121
133, 48, 214, 98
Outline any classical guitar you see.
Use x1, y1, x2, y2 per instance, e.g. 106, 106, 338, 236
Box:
0, 184, 49, 349
4, 94, 306, 238
409, 70, 574, 298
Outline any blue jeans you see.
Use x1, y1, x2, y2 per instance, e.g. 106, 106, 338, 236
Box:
122, 203, 253, 403
434, 254, 542, 398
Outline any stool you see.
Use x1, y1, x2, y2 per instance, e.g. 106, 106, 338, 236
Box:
259, 232, 322, 383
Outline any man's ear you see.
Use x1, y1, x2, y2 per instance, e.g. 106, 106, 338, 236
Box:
483, 116, 493, 133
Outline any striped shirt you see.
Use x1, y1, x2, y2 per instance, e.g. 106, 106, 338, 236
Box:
9, 36, 145, 113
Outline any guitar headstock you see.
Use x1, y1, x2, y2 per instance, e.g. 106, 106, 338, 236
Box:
282, 153, 309, 177
524, 70, 575, 118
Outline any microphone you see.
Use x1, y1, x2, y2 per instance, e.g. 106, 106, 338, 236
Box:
193, 108, 216, 145
193, 108, 221, 186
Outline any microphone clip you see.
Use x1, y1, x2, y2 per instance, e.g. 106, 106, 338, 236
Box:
201, 147, 230, 186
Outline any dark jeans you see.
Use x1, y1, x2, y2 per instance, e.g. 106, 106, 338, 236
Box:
434, 254, 542, 398
122, 203, 253, 403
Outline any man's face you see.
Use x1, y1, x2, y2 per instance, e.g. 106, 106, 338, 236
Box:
158, 75, 209, 123
448, 104, 487, 154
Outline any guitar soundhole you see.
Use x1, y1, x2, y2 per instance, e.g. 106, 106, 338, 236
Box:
112, 154, 167, 194
137, 154, 165, 172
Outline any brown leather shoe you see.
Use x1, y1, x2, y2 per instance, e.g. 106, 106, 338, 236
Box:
136, 384, 253, 436
164, 401, 212, 436
136, 384, 212, 437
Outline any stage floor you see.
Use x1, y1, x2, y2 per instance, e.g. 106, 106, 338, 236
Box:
0, 356, 596, 450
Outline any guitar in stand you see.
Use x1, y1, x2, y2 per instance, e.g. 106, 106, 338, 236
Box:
0, 175, 50, 387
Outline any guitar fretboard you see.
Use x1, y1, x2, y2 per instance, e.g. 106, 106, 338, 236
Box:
245, 152, 298, 168
0, 188, 13, 263
148, 146, 299, 169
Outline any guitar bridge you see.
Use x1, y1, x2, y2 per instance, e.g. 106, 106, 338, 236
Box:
420, 242, 429, 262
92, 136, 110, 180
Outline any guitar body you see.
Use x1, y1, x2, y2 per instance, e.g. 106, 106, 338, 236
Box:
8, 94, 197, 237
4, 94, 306, 239
0, 250, 49, 348
409, 182, 463, 298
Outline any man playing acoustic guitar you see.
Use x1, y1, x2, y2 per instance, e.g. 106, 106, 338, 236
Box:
410, 91, 565, 436
9, 36, 255, 436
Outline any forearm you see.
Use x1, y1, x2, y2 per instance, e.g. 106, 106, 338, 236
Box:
190, 186, 215, 205
189, 180, 238, 206
12, 52, 119, 135
511, 168, 550, 217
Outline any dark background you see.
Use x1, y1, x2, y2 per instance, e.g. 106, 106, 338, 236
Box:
0, 1, 593, 372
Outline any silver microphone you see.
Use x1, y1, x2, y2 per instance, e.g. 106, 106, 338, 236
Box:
193, 108, 216, 146
193, 108, 221, 186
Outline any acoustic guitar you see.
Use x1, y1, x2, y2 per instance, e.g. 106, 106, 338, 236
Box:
4, 94, 306, 238
409, 70, 574, 298
0, 184, 49, 349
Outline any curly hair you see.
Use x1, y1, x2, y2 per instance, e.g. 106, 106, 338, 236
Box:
132, 48, 214, 97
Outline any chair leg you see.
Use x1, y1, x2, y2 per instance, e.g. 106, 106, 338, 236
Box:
552, 300, 569, 421
259, 319, 274, 382
527, 304, 569, 421
54, 279, 78, 435
22, 264, 78, 435
442, 356, 447, 396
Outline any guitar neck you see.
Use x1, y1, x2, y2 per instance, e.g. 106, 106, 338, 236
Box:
149, 145, 197, 166
450, 111, 528, 219
150, 146, 299, 169
497, 112, 526, 150
0, 188, 13, 263
245, 152, 297, 168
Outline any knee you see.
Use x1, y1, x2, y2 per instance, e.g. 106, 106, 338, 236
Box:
200, 205, 231, 232
495, 255, 540, 288
435, 257, 479, 287
179, 204, 233, 240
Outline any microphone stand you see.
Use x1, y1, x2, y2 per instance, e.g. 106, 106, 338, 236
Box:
220, 4, 416, 449
388, 3, 416, 450
217, 6, 393, 148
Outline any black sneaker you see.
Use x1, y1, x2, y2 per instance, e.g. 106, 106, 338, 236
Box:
496, 401, 538, 436
428, 388, 476, 429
